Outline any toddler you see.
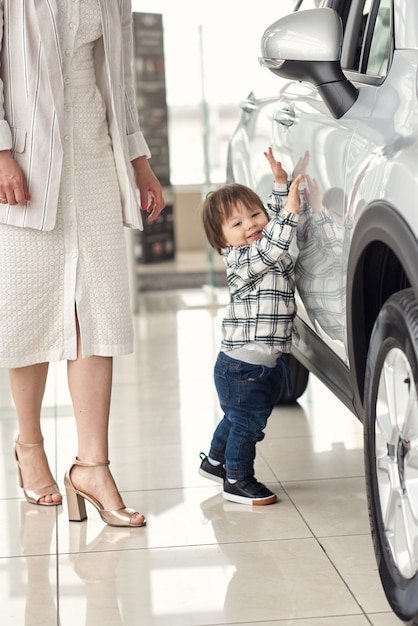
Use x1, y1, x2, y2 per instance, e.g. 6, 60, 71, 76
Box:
199, 148, 303, 505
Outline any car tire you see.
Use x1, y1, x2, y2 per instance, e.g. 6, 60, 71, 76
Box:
275, 353, 309, 404
364, 288, 418, 624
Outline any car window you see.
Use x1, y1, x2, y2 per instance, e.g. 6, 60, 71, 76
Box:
342, 0, 392, 77
364, 0, 391, 75
294, 0, 325, 10
342, 0, 371, 70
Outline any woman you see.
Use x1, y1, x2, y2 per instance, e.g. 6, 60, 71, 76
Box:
0, 0, 165, 527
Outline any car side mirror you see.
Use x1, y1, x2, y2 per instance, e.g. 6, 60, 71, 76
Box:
259, 8, 358, 119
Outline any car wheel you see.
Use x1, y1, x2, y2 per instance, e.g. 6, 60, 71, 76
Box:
275, 353, 309, 404
364, 288, 418, 624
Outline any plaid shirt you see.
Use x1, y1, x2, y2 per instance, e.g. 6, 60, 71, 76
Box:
221, 183, 298, 354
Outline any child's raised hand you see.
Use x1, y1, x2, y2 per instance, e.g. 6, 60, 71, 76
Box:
286, 174, 304, 214
304, 174, 323, 213
264, 147, 288, 184
292, 150, 310, 178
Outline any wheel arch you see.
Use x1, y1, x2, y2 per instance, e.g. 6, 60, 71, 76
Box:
346, 201, 418, 417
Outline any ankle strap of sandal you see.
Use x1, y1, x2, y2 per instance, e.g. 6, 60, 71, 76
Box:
74, 457, 110, 467
15, 437, 44, 448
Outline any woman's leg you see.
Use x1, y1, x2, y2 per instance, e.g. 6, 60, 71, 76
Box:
9, 363, 62, 504
67, 322, 144, 525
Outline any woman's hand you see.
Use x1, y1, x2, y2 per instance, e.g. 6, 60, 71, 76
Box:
0, 150, 30, 205
131, 156, 165, 222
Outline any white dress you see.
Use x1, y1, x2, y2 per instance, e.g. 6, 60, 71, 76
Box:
0, 0, 133, 368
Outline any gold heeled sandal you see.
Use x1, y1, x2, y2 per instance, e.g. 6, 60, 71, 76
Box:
64, 458, 146, 527
15, 438, 62, 506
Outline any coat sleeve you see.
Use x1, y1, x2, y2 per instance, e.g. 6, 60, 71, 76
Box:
0, 3, 13, 150
120, 0, 151, 161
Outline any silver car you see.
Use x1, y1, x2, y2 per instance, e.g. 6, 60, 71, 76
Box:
227, 0, 418, 622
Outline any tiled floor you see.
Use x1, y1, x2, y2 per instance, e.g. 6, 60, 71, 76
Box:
0, 287, 406, 625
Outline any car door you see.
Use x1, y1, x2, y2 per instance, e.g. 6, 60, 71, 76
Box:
271, 76, 354, 360
268, 0, 392, 365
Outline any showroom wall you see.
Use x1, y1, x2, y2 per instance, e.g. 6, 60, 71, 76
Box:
132, 1, 295, 255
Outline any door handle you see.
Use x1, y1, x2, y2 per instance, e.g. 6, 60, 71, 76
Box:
240, 99, 258, 113
273, 108, 295, 127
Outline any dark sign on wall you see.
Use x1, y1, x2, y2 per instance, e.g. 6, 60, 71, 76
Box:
133, 13, 174, 264
133, 12, 171, 187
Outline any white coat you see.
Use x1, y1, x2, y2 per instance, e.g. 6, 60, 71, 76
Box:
0, 0, 149, 230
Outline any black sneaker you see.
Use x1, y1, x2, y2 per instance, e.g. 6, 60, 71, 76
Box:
199, 452, 226, 485
223, 476, 277, 505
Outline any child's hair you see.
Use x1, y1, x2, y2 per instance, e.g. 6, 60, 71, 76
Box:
201, 183, 268, 254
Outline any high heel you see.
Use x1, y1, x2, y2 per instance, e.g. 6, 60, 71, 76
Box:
64, 458, 146, 527
15, 438, 62, 507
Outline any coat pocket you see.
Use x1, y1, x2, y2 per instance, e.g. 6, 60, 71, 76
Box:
11, 127, 27, 154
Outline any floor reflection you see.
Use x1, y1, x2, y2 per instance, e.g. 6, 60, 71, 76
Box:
20, 502, 60, 626
68, 524, 138, 626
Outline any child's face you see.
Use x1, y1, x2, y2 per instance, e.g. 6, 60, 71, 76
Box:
221, 201, 268, 248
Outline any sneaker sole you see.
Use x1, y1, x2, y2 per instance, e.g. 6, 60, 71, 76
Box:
198, 468, 224, 485
223, 491, 277, 506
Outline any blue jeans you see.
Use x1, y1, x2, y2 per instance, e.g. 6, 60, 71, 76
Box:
209, 351, 283, 481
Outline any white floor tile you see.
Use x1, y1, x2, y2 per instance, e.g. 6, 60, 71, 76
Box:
0, 288, 412, 625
